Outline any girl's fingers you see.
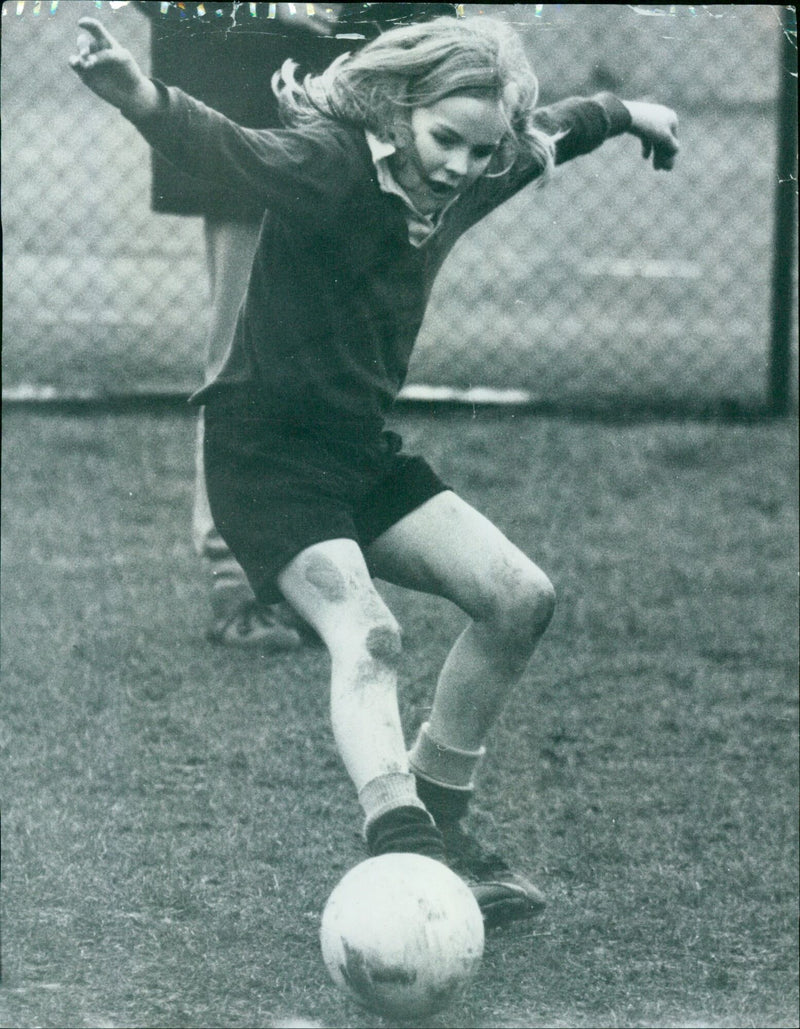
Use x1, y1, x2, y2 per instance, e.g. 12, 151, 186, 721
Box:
69, 54, 95, 76
76, 30, 95, 58
652, 134, 678, 169
69, 45, 120, 75
655, 151, 676, 171
76, 17, 115, 50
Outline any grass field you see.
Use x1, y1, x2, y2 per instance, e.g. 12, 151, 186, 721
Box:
1, 408, 798, 1029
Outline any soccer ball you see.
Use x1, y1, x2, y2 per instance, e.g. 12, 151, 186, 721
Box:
320, 853, 484, 1020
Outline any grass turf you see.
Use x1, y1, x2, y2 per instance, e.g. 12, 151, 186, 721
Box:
1, 409, 797, 1029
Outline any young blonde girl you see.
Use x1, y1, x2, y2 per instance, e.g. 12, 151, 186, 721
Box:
71, 13, 678, 926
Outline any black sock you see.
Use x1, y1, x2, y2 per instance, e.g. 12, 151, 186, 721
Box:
414, 775, 472, 826
365, 805, 446, 861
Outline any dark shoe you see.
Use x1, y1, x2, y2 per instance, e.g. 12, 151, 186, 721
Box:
206, 600, 303, 650
440, 820, 546, 927
365, 806, 446, 862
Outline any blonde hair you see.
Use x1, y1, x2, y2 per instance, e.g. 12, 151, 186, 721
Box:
273, 16, 556, 182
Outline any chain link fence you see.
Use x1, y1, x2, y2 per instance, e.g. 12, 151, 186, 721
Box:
2, 3, 796, 414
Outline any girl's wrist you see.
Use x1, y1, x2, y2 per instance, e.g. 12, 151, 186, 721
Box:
621, 100, 644, 131
120, 77, 161, 120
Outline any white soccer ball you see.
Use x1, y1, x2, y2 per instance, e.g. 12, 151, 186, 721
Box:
320, 853, 484, 1020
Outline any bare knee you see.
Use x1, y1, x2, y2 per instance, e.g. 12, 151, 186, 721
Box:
329, 590, 403, 674
279, 543, 403, 669
364, 620, 403, 669
485, 563, 556, 652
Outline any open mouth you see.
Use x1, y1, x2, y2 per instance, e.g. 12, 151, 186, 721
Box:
427, 179, 461, 198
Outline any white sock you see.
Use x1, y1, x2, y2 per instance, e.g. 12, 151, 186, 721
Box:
359, 772, 427, 835
408, 722, 485, 790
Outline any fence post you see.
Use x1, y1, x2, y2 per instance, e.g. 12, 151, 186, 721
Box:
768, 5, 798, 416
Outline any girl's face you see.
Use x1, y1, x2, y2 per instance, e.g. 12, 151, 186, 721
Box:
390, 94, 506, 215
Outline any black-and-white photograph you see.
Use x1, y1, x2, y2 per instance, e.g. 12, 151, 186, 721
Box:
1, 3, 797, 1027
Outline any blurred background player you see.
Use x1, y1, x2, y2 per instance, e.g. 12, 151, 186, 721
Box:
135, 2, 458, 648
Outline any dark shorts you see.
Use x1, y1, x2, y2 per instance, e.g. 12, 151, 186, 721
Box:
203, 397, 449, 606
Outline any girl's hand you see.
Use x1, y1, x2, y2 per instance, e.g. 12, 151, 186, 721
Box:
69, 18, 159, 119
623, 101, 680, 171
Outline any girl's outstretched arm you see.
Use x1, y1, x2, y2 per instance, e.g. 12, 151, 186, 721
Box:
69, 27, 365, 228
622, 101, 680, 171
69, 18, 159, 120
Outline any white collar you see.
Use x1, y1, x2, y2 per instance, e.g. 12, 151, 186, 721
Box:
364, 130, 456, 247
365, 130, 397, 165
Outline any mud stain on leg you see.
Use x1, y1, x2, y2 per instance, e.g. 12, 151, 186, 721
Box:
365, 625, 402, 668
304, 554, 348, 603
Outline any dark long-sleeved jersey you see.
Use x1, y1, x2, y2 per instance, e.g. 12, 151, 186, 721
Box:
128, 86, 632, 429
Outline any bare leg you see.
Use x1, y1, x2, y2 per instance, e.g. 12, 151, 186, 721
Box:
277, 539, 445, 860
277, 538, 408, 791
366, 490, 552, 920
366, 490, 555, 753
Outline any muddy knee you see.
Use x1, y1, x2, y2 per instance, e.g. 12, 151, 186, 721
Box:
493, 567, 556, 651
365, 622, 403, 669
